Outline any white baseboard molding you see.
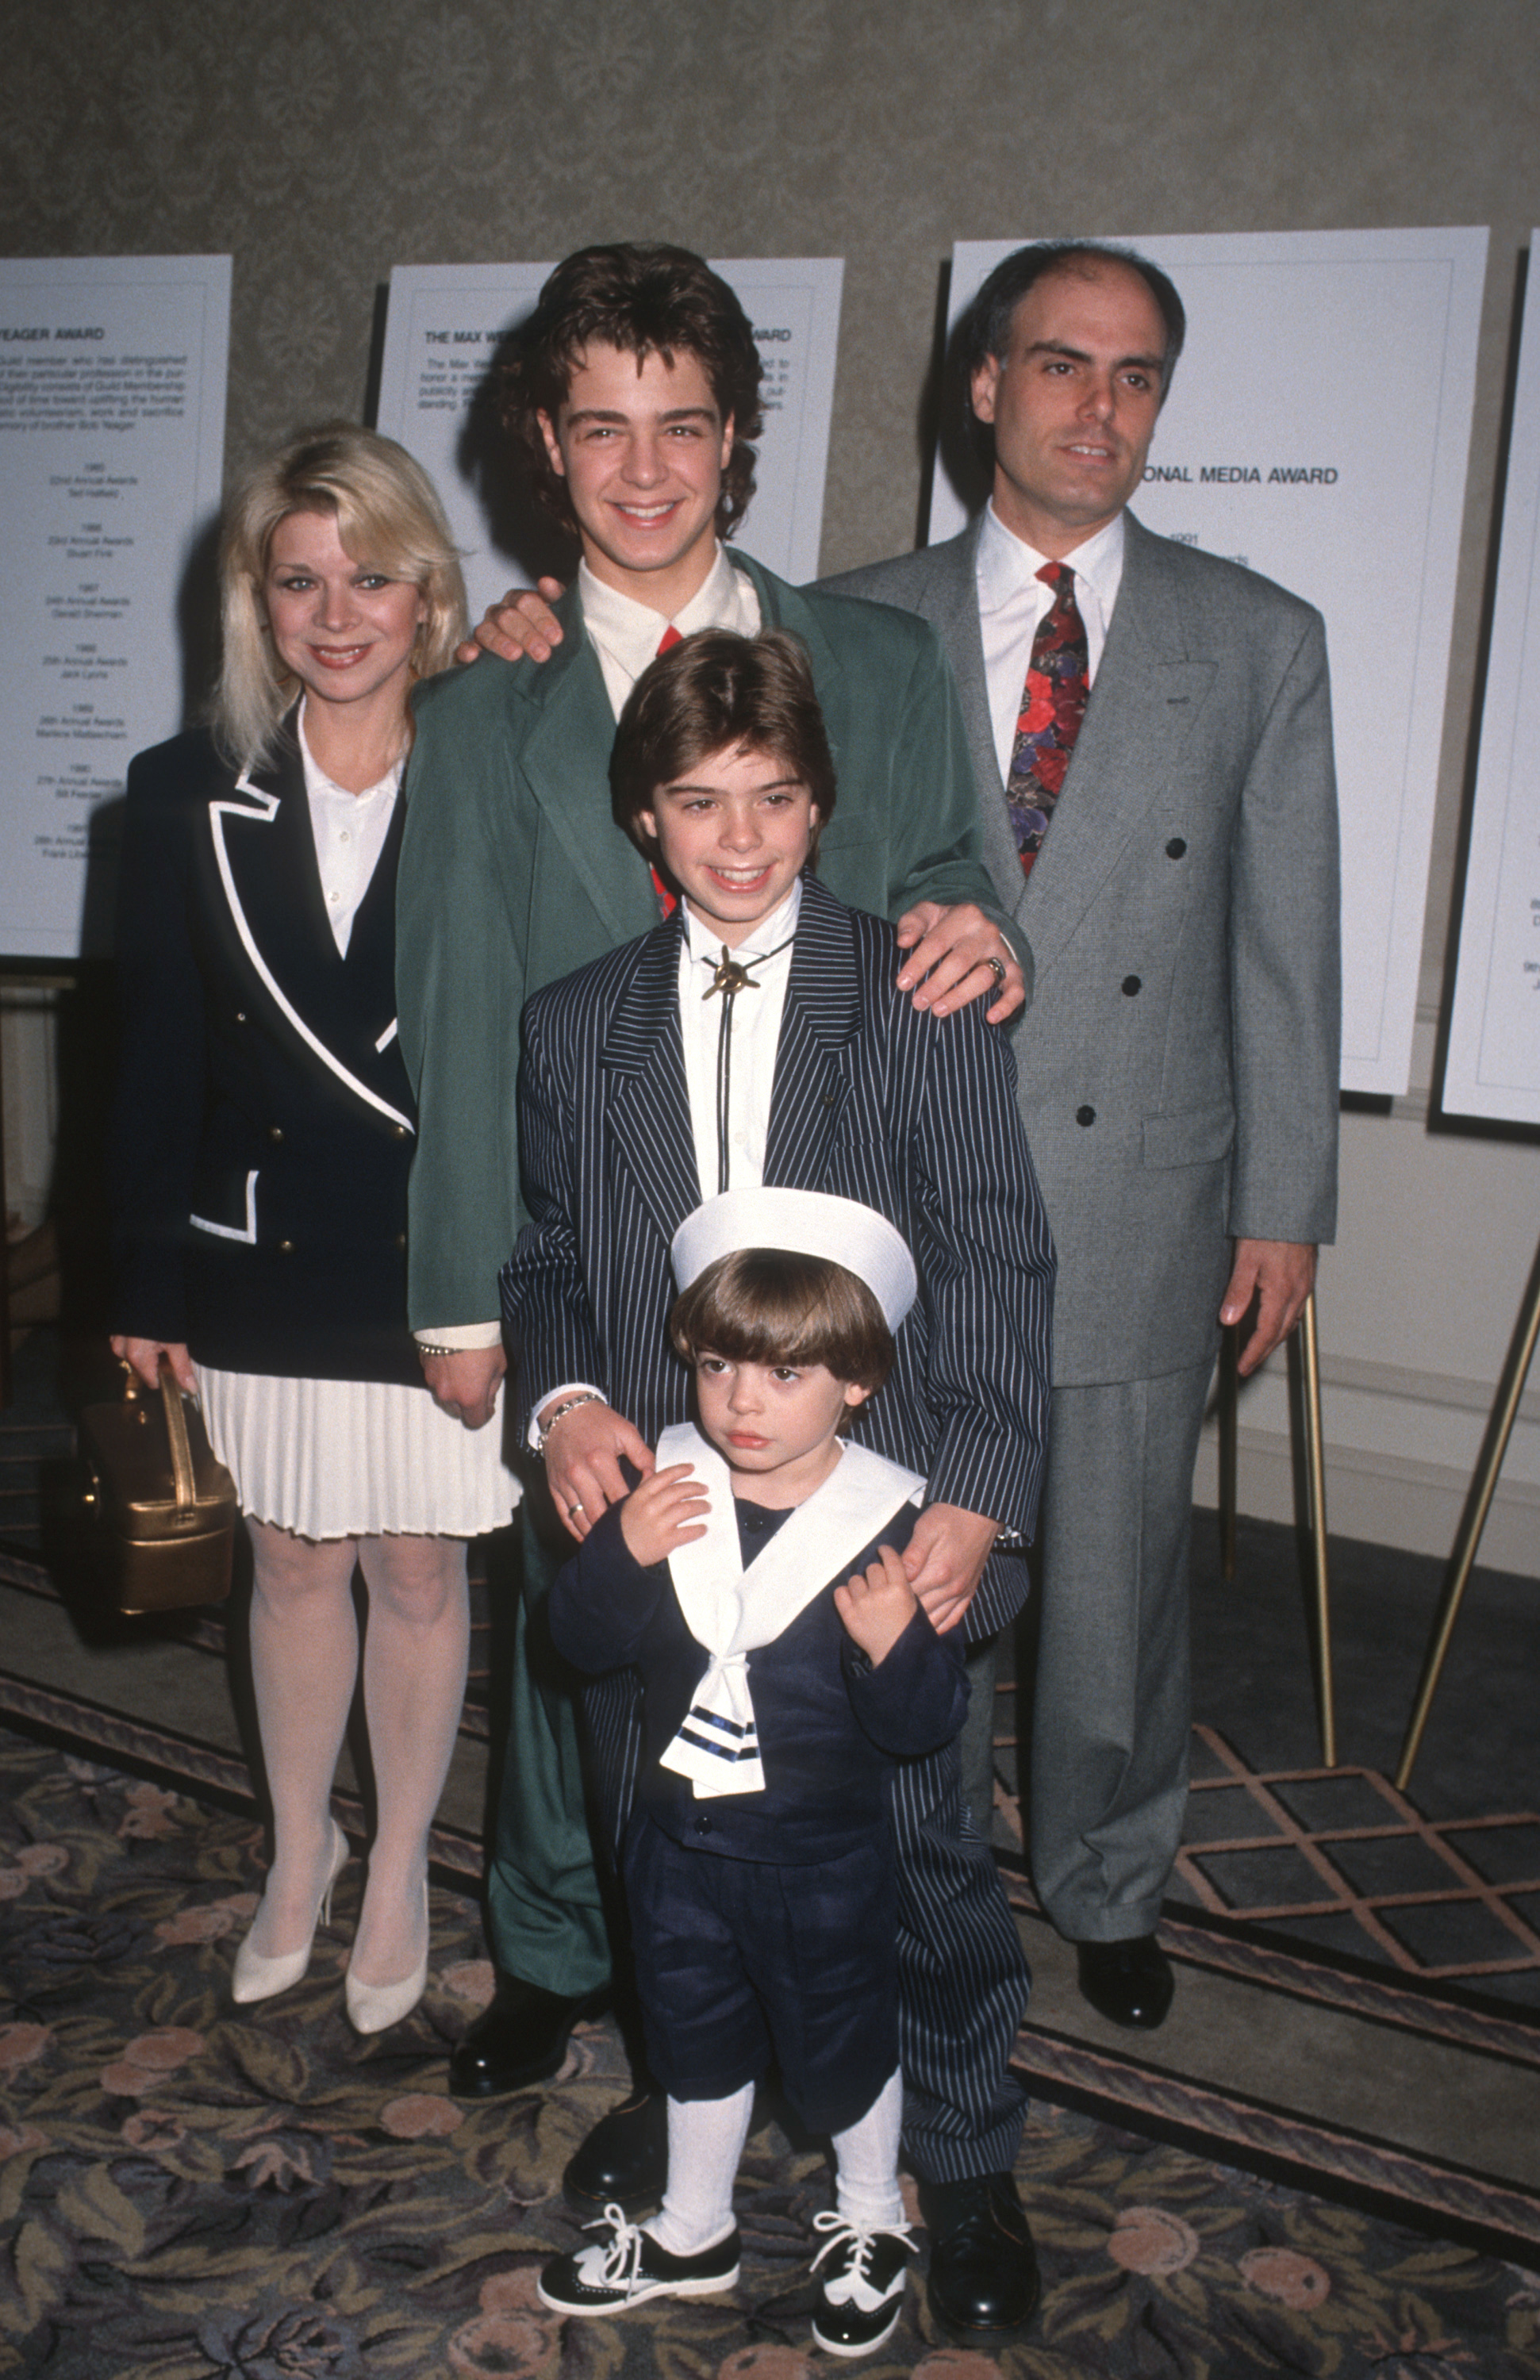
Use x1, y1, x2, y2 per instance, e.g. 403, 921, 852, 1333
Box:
1193, 1422, 1539, 1576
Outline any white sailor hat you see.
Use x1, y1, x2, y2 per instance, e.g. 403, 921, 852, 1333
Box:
670, 1187, 917, 1331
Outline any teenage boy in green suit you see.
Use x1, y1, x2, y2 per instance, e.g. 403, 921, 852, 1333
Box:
395, 245, 1041, 2343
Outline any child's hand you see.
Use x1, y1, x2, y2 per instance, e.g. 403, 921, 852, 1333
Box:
620, 1464, 709, 1568
835, 1542, 920, 1666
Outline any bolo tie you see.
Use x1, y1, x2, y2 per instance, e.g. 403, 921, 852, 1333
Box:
702, 935, 795, 1192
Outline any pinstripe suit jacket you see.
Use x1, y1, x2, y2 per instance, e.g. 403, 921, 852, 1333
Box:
502, 875, 1055, 1641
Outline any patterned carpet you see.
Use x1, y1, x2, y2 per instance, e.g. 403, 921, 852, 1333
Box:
4, 1725, 1540, 2380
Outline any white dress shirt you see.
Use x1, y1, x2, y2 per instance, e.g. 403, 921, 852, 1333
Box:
679, 881, 801, 1203
298, 706, 403, 958
976, 504, 1125, 784
580, 543, 762, 720
425, 543, 761, 1358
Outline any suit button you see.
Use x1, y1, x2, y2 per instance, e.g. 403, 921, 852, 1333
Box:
392, 1123, 409, 1139
277, 1238, 295, 1253
267, 1125, 284, 1144
693, 1815, 713, 1836
394, 1233, 407, 1252
1076, 1105, 1096, 1127
1166, 837, 1187, 859
1122, 976, 1143, 996
234, 1011, 247, 1023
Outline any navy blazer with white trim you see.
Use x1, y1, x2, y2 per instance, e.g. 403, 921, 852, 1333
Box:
110, 721, 425, 1384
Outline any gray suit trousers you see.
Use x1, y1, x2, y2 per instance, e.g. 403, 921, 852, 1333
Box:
1029, 1361, 1213, 1940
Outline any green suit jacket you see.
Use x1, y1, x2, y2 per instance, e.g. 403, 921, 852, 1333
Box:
396, 549, 1011, 1331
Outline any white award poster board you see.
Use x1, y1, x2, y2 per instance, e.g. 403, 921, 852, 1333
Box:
933, 230, 1488, 1097
1444, 239, 1540, 1126
0, 255, 232, 960
374, 259, 844, 624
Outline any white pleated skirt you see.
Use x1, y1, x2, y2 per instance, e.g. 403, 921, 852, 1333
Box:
194, 1365, 521, 1541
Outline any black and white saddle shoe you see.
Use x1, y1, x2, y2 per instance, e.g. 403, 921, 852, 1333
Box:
536, 2204, 740, 2316
810, 2213, 914, 2358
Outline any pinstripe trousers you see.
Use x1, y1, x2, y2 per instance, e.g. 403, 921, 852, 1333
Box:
582, 1665, 1030, 2182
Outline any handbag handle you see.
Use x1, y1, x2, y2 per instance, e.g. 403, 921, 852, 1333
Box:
157, 1353, 198, 1509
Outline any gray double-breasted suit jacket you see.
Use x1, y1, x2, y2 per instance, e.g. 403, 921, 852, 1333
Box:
826, 509, 1341, 1939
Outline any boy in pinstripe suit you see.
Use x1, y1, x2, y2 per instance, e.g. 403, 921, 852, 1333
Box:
506, 628, 1055, 2343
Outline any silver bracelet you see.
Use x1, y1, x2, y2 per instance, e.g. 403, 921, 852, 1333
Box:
536, 1389, 607, 1455
417, 1339, 476, 1360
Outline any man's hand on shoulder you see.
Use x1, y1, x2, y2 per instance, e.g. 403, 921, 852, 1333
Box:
541, 1398, 655, 1541
894, 901, 1025, 1023
902, 1502, 999, 1634
1221, 1239, 1317, 1377
421, 1344, 506, 1430
454, 578, 567, 667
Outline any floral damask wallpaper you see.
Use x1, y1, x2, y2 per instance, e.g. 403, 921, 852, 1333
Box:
3, 0, 1534, 585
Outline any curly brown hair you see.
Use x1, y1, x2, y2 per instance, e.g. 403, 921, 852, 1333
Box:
500, 244, 764, 539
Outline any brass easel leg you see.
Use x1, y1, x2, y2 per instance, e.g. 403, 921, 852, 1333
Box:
1396, 1236, 1540, 1792
1218, 1324, 1239, 1580
1296, 1292, 1336, 1768
0, 1008, 11, 1411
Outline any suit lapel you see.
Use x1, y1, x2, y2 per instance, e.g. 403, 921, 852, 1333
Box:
763, 878, 861, 1190
601, 923, 703, 1246
210, 724, 414, 1130
1020, 512, 1215, 986
519, 590, 660, 945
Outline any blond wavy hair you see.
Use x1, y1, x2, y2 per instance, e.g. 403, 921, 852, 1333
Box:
214, 423, 467, 770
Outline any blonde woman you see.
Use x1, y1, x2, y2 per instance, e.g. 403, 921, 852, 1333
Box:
110, 425, 517, 2032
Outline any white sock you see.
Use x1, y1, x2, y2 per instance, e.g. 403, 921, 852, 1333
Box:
831, 2067, 907, 2232
646, 2083, 755, 2255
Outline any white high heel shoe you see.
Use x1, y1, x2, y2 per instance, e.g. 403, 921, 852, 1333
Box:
232, 1818, 350, 2006
345, 1879, 430, 2035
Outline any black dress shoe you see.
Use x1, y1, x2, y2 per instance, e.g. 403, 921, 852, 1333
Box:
917, 2171, 1040, 2343
564, 2087, 670, 2218
1077, 1934, 1175, 2029
447, 1973, 609, 2098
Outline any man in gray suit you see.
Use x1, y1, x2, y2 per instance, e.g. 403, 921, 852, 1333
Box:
475, 240, 1341, 2031
824, 242, 1340, 2027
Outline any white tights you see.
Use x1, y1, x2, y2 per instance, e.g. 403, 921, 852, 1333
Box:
243, 1519, 470, 1986
647, 2067, 906, 2255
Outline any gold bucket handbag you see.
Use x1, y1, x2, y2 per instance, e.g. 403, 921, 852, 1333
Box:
78, 1357, 238, 1612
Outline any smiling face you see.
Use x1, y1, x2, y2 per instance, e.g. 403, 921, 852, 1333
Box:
639, 739, 818, 946
538, 340, 733, 615
970, 259, 1167, 557
694, 1352, 870, 1507
262, 509, 426, 726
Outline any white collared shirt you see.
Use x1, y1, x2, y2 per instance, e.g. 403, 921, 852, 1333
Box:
976, 504, 1126, 784
298, 704, 404, 958
580, 542, 762, 720
679, 881, 801, 1202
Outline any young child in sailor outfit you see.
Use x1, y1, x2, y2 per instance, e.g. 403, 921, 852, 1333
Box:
540, 1188, 967, 2356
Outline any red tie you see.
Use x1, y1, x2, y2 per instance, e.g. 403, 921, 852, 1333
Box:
1003, 562, 1089, 878
650, 623, 683, 915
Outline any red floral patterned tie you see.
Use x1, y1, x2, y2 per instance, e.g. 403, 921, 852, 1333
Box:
1004, 562, 1089, 878
650, 623, 684, 916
